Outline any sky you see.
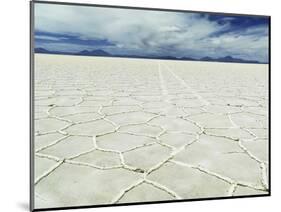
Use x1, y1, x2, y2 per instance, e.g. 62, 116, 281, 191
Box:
34, 3, 269, 63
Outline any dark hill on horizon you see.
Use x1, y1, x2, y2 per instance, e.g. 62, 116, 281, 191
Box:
34, 48, 266, 64
78, 49, 111, 56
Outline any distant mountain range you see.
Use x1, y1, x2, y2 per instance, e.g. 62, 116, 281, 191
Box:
34, 48, 265, 64
77, 49, 111, 56
35, 48, 111, 56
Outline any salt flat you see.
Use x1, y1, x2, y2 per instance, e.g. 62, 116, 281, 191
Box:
34, 54, 269, 209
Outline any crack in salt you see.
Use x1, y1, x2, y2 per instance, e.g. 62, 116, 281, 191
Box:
34, 58, 269, 204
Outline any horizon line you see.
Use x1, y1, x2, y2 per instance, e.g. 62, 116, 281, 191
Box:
34, 47, 268, 64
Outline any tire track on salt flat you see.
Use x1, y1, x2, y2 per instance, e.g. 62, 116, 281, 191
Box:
160, 62, 210, 106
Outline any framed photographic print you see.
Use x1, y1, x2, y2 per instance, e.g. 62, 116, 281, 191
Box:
30, 0, 270, 211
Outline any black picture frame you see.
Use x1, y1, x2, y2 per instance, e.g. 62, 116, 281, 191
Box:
30, 1, 271, 211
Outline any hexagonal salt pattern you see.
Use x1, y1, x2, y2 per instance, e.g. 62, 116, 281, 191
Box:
34, 55, 269, 209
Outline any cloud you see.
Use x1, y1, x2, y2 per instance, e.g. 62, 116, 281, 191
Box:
35, 35, 62, 41
34, 3, 269, 62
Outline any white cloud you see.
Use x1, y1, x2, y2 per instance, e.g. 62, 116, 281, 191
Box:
35, 35, 62, 41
